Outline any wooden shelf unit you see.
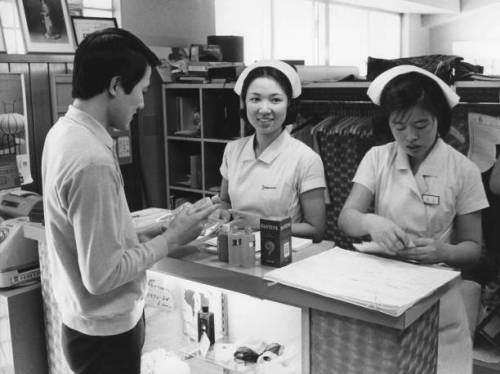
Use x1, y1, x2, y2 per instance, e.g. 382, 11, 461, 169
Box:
162, 82, 243, 207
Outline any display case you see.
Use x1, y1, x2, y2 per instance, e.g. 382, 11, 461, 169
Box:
162, 83, 242, 208
0, 283, 48, 374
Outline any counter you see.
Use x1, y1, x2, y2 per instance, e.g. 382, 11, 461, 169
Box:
24, 222, 458, 374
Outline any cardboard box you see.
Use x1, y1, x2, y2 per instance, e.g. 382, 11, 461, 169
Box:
260, 217, 292, 267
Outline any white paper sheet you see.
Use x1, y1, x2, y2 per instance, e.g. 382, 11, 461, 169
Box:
468, 112, 500, 172
264, 248, 459, 316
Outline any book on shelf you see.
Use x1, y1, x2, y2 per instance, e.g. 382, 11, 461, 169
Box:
210, 78, 228, 84
190, 155, 202, 189
175, 96, 200, 133
173, 128, 200, 137
178, 75, 209, 83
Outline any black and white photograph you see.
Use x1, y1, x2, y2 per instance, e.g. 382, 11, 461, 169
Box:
2, 1, 500, 374
16, 0, 74, 52
70, 16, 117, 46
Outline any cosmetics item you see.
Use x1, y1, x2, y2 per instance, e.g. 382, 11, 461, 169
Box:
197, 305, 215, 346
217, 223, 231, 262
240, 227, 256, 268
260, 217, 292, 267
228, 227, 243, 266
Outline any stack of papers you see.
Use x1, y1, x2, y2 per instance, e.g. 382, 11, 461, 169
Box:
264, 248, 459, 316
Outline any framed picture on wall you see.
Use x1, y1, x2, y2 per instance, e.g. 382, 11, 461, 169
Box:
0, 73, 33, 185
0, 18, 6, 53
70, 16, 118, 46
16, 0, 75, 53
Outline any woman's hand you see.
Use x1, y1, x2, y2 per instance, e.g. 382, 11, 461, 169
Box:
398, 238, 446, 264
208, 193, 231, 223
229, 209, 261, 230
209, 208, 231, 223
363, 214, 412, 254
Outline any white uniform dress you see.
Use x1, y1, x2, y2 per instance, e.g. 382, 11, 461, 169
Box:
353, 138, 489, 374
220, 130, 326, 222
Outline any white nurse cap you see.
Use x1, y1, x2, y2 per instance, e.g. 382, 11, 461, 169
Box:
234, 59, 302, 98
367, 65, 460, 108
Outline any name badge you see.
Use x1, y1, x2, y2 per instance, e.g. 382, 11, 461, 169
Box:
422, 194, 440, 205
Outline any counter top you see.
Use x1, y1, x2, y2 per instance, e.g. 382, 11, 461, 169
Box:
24, 221, 458, 330
154, 241, 459, 330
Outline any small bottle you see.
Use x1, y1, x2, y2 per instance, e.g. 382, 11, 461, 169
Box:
217, 223, 231, 262
197, 305, 215, 345
240, 227, 256, 268
228, 226, 242, 266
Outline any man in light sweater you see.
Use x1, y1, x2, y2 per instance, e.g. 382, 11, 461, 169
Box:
41, 28, 217, 374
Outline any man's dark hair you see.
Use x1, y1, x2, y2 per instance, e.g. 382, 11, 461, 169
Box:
72, 28, 160, 99
240, 66, 298, 129
380, 72, 452, 137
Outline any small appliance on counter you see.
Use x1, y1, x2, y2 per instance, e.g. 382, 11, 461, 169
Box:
0, 191, 42, 287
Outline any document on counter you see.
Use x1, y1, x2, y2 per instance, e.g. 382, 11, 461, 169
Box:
264, 247, 460, 316
468, 112, 500, 172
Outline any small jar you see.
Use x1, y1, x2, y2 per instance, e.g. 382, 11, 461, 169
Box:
217, 223, 231, 262
240, 227, 256, 268
228, 226, 242, 266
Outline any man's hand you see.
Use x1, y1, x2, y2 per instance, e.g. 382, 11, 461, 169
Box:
163, 201, 219, 248
137, 224, 166, 243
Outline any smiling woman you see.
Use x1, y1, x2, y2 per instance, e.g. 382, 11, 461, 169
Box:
211, 59, 327, 242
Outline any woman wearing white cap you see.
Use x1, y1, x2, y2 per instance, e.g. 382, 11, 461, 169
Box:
338, 65, 488, 373
215, 60, 326, 241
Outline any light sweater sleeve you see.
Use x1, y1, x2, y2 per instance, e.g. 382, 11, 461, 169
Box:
67, 163, 168, 295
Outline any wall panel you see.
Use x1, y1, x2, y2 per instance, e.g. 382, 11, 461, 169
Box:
0, 55, 74, 193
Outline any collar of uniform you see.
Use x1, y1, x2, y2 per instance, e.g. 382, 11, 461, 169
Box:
242, 130, 289, 164
395, 138, 445, 176
65, 105, 114, 151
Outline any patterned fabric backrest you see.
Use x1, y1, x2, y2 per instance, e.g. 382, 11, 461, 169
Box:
314, 116, 376, 248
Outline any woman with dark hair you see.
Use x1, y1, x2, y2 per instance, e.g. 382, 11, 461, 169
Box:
215, 60, 326, 241
338, 65, 489, 373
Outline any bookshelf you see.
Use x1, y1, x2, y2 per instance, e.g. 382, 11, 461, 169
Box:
162, 83, 242, 207
50, 74, 134, 165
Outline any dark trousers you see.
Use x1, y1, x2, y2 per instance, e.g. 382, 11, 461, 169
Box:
61, 313, 145, 374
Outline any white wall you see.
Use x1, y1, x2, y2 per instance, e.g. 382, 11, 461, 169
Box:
120, 0, 216, 48
402, 14, 430, 57
426, 2, 500, 54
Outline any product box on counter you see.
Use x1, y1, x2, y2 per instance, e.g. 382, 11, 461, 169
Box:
260, 216, 292, 268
